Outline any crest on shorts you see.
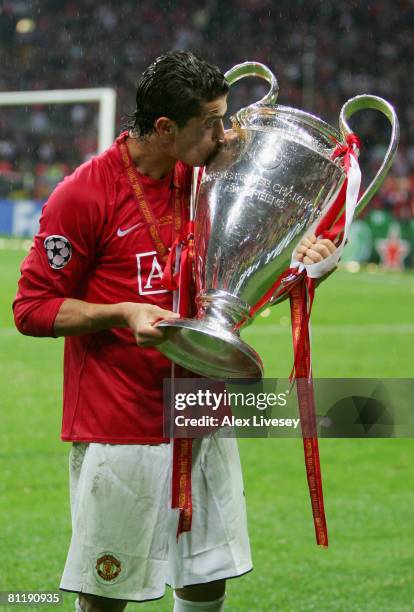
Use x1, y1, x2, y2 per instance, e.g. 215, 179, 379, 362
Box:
95, 553, 122, 582
44, 235, 72, 270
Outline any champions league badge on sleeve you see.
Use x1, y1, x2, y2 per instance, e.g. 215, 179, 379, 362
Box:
44, 235, 72, 270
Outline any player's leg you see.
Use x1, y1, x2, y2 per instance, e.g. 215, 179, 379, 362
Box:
61, 442, 171, 604
169, 431, 252, 611
173, 579, 226, 611
77, 593, 127, 611
175, 578, 225, 600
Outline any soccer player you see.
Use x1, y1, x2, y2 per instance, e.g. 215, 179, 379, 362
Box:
13, 51, 336, 612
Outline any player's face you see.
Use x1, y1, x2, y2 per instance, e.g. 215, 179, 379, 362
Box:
171, 96, 227, 167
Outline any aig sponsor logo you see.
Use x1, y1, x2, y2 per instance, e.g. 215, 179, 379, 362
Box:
136, 251, 168, 295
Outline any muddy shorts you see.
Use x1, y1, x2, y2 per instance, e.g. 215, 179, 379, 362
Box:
60, 431, 252, 602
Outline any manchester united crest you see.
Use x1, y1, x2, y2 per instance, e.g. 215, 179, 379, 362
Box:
95, 553, 121, 582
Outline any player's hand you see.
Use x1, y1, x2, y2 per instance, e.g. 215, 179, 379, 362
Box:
121, 303, 179, 347
295, 234, 336, 264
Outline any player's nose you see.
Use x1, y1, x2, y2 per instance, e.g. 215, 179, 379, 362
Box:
214, 120, 225, 144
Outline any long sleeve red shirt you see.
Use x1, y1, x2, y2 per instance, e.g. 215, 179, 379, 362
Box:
13, 133, 192, 443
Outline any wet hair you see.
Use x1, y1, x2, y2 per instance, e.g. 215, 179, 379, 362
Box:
128, 50, 228, 137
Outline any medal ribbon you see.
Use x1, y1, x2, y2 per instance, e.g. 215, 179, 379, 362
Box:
117, 132, 183, 261
171, 437, 193, 534
163, 220, 196, 538
118, 132, 193, 538
163, 167, 202, 540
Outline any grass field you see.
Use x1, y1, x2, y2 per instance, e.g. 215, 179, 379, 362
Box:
1, 240, 414, 611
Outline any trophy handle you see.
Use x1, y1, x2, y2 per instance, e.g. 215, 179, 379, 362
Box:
339, 95, 400, 213
224, 61, 279, 106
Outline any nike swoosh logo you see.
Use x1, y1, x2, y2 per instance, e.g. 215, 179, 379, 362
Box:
117, 222, 143, 237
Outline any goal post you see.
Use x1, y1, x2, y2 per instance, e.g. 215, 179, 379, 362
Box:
0, 87, 117, 237
0, 87, 117, 152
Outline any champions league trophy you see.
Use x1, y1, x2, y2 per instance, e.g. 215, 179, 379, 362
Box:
157, 62, 399, 379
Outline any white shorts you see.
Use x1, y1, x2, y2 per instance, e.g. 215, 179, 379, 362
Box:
60, 431, 252, 602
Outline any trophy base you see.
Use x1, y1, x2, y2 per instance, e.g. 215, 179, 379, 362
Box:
156, 318, 263, 379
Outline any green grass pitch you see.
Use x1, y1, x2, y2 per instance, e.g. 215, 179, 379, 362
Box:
1, 241, 414, 611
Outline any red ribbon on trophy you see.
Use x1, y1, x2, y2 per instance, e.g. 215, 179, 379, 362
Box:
164, 133, 361, 546
287, 133, 361, 547
244, 133, 361, 547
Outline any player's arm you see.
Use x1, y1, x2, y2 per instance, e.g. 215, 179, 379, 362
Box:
12, 178, 95, 338
53, 299, 178, 346
13, 176, 176, 347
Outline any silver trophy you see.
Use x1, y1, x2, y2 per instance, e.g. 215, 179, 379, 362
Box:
157, 62, 399, 379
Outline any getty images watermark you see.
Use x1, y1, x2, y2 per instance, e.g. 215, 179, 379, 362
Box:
164, 378, 307, 438
163, 378, 414, 438
173, 387, 300, 430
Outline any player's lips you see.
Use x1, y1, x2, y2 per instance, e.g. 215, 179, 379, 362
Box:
204, 142, 224, 166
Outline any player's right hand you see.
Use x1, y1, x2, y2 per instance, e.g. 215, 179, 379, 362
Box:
121, 303, 179, 347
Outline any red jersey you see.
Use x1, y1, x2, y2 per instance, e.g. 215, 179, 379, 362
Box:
13, 133, 192, 444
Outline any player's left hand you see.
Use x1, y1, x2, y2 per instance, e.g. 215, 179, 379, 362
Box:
295, 234, 336, 264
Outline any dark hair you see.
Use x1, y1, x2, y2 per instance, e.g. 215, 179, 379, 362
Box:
128, 50, 228, 137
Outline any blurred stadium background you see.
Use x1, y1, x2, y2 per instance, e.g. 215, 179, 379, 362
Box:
1, 1, 414, 611
1, 0, 414, 269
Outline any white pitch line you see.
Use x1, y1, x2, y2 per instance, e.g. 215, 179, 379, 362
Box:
0, 328, 20, 336
242, 323, 414, 335
1, 323, 414, 337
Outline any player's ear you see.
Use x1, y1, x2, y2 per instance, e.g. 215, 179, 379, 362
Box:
154, 117, 177, 140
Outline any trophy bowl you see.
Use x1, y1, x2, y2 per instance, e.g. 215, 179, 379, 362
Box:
157, 62, 399, 379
